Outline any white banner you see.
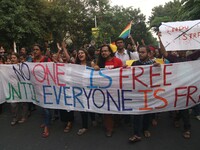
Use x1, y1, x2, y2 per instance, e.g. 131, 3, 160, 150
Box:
159, 19, 200, 51
0, 62, 200, 114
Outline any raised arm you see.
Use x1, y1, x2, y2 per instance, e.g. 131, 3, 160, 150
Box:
128, 34, 136, 46
141, 39, 146, 46
158, 32, 168, 58
61, 42, 70, 63
56, 43, 62, 62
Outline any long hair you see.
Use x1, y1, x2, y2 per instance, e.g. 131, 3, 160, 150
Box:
75, 48, 91, 65
11, 52, 20, 64
97, 44, 115, 68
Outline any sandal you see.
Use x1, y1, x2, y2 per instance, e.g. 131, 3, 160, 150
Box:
183, 131, 191, 139
144, 130, 151, 138
11, 120, 17, 126
42, 126, 49, 138
42, 131, 49, 138
64, 122, 72, 133
129, 135, 141, 143
77, 128, 87, 136
18, 118, 26, 124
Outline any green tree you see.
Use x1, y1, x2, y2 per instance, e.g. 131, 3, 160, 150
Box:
0, 0, 49, 49
96, 5, 156, 45
179, 0, 200, 20
0, 0, 156, 51
47, 0, 95, 48
149, 0, 182, 32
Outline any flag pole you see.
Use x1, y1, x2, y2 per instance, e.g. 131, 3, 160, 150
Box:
95, 16, 97, 28
13, 41, 17, 53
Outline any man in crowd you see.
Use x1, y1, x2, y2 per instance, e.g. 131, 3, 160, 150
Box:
115, 37, 139, 66
158, 32, 200, 139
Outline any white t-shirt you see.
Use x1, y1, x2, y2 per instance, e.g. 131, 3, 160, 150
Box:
115, 49, 139, 65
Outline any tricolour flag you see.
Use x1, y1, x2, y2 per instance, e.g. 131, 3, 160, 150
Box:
119, 21, 132, 39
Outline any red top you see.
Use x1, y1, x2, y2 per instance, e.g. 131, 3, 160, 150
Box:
105, 57, 123, 69
33, 56, 51, 63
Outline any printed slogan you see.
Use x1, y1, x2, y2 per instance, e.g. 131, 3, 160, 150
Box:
0, 61, 199, 114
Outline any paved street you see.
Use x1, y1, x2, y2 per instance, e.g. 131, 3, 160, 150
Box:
0, 103, 199, 150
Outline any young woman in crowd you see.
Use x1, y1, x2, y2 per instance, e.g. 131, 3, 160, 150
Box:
32, 44, 52, 138
75, 48, 99, 135
55, 42, 75, 133
10, 53, 29, 125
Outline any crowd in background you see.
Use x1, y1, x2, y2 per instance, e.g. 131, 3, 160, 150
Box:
0, 34, 200, 142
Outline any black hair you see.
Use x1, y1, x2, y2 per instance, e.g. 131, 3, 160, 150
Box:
87, 46, 96, 61
138, 45, 151, 53
75, 48, 91, 64
11, 52, 20, 62
97, 44, 115, 68
115, 37, 125, 44
19, 54, 27, 59
33, 43, 44, 52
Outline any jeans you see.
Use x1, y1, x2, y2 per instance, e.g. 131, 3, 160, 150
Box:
133, 114, 150, 136
81, 112, 95, 128
175, 109, 191, 131
44, 108, 51, 127
192, 104, 200, 116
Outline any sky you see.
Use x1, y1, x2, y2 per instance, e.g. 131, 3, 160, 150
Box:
110, 0, 173, 20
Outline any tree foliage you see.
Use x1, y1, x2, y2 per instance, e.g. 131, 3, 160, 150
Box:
149, 0, 182, 32
0, 0, 156, 50
0, 0, 49, 48
179, 0, 200, 20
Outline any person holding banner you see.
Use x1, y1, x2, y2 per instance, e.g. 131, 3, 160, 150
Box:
129, 46, 160, 143
115, 37, 139, 126
10, 53, 29, 125
32, 44, 52, 138
97, 44, 123, 137
75, 48, 99, 136
158, 32, 197, 139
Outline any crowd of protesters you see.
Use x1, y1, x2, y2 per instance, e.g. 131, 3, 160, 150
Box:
0, 33, 200, 142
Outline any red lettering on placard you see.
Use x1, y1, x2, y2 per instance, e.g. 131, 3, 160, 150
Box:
32, 63, 66, 86
119, 68, 129, 89
32, 64, 46, 83
45, 64, 56, 85
186, 86, 197, 107
163, 64, 172, 86
132, 67, 147, 89
56, 63, 66, 86
174, 87, 187, 107
150, 66, 161, 88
